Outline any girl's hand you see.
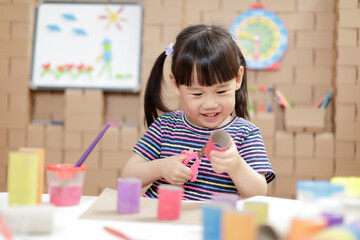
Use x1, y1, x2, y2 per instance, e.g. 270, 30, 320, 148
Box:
160, 155, 194, 185
208, 139, 242, 174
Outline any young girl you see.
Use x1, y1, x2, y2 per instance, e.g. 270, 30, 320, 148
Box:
122, 24, 275, 201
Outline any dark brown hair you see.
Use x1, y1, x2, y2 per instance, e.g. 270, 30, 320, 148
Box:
144, 24, 248, 127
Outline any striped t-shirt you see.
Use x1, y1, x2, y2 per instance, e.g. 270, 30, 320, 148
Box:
133, 110, 275, 201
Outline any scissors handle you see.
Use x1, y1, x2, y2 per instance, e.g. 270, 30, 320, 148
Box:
189, 158, 201, 182
181, 150, 198, 164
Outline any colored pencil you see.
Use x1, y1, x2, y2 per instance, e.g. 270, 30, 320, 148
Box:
104, 226, 131, 240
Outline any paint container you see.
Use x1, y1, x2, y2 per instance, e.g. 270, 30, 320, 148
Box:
287, 203, 327, 240
46, 164, 86, 207
212, 193, 239, 210
0, 204, 54, 234
243, 201, 269, 225
296, 180, 345, 202
205, 130, 231, 158
202, 203, 230, 240
331, 177, 360, 224
223, 210, 257, 240
317, 198, 344, 226
157, 184, 183, 220
117, 177, 142, 214
304, 222, 360, 240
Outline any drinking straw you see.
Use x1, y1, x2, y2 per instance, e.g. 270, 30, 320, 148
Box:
74, 123, 111, 167
319, 91, 333, 109
0, 213, 12, 240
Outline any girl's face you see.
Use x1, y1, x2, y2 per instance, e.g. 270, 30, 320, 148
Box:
171, 67, 243, 129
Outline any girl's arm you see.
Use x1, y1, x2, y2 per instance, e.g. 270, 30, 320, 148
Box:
209, 140, 268, 198
121, 153, 194, 187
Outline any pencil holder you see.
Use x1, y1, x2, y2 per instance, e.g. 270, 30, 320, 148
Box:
117, 177, 142, 214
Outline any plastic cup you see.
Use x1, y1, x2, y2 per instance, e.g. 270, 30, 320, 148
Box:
46, 164, 86, 207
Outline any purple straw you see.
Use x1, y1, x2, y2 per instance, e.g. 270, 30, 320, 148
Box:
74, 123, 111, 167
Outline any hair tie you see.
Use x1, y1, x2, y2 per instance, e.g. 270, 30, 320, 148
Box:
165, 43, 174, 56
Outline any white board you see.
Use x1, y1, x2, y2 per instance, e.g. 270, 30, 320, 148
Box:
30, 2, 143, 92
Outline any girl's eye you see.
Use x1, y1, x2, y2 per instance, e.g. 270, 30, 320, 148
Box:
217, 90, 226, 94
192, 93, 202, 96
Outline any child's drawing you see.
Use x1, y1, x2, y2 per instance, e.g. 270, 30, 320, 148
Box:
31, 2, 142, 91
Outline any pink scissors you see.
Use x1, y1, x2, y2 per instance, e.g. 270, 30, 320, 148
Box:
181, 145, 206, 182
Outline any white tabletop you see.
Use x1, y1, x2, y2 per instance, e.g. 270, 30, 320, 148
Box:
0, 193, 302, 240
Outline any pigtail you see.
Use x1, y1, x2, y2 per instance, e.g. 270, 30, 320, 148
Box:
235, 48, 250, 120
144, 52, 170, 128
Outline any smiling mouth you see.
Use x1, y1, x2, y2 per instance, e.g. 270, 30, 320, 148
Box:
202, 113, 218, 117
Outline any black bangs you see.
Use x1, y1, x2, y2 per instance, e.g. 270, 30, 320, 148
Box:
172, 26, 241, 87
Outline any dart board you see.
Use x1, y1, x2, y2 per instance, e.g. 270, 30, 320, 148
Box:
229, 4, 288, 70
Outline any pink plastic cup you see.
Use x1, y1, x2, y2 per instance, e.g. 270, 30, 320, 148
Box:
46, 164, 86, 207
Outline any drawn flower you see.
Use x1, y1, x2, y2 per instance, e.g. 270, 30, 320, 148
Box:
65, 64, 74, 70
42, 63, 51, 70
57, 65, 64, 71
86, 65, 93, 72
77, 64, 85, 71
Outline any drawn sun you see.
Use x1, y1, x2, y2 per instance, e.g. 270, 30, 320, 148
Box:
99, 6, 127, 31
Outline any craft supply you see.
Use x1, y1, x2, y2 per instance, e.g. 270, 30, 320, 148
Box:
46, 164, 86, 206
74, 122, 110, 167
315, 94, 326, 108
205, 129, 231, 159
319, 91, 333, 109
287, 203, 327, 240
0, 204, 54, 234
243, 201, 269, 224
7, 151, 39, 205
247, 86, 255, 114
104, 226, 131, 240
223, 210, 257, 240
301, 223, 360, 240
181, 146, 206, 182
117, 177, 142, 214
267, 87, 274, 112
212, 193, 238, 210
275, 90, 292, 108
331, 177, 360, 224
258, 86, 266, 113
0, 212, 12, 240
157, 184, 183, 220
296, 180, 345, 202
317, 198, 344, 226
181, 130, 231, 182
202, 203, 225, 240
19, 147, 45, 204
